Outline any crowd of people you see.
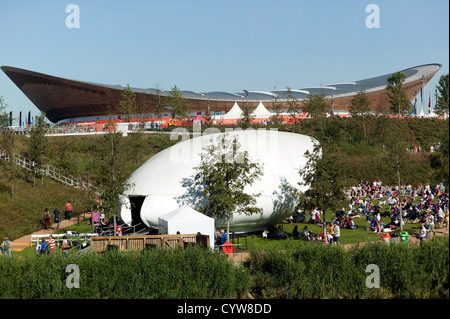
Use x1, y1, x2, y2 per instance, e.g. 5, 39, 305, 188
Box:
35, 233, 71, 256
41, 200, 74, 230
347, 180, 449, 237
281, 180, 449, 244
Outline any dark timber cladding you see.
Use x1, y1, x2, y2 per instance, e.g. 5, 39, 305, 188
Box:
1, 64, 441, 123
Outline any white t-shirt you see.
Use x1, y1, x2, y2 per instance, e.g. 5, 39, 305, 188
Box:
334, 225, 340, 237
420, 227, 427, 238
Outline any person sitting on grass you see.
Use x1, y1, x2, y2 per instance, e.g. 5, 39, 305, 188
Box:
276, 226, 288, 239
302, 226, 310, 240
292, 225, 300, 238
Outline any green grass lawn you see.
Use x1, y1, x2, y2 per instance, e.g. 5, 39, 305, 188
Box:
13, 196, 430, 257
231, 197, 427, 249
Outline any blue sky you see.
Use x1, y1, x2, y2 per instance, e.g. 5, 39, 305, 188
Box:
0, 0, 448, 118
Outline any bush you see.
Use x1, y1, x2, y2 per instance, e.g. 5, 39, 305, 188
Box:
247, 237, 449, 299
0, 247, 251, 299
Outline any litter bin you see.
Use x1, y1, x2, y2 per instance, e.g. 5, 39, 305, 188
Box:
381, 232, 390, 244
399, 231, 409, 245
390, 232, 399, 244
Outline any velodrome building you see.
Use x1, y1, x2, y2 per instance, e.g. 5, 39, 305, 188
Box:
1, 63, 441, 124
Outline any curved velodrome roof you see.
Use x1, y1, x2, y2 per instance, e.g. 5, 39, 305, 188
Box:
1, 64, 441, 122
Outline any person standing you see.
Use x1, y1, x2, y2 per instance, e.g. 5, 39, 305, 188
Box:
445, 208, 449, 235
419, 223, 427, 246
61, 235, 69, 253
39, 238, 48, 255
333, 222, 340, 244
53, 208, 61, 229
43, 208, 51, 229
65, 201, 73, 220
48, 235, 56, 254
1, 237, 12, 259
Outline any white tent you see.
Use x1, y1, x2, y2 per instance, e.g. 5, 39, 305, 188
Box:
222, 102, 243, 119
158, 205, 215, 248
251, 101, 272, 118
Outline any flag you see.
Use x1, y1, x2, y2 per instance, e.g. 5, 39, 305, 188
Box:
435, 88, 438, 109
28, 111, 31, 126
9, 111, 12, 126
19, 111, 22, 126
429, 88, 431, 114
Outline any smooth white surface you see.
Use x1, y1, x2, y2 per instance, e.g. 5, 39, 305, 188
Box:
222, 102, 244, 119
251, 101, 272, 118
158, 205, 215, 248
120, 130, 317, 232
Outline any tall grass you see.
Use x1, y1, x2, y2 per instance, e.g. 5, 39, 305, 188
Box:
0, 246, 251, 299
247, 237, 449, 299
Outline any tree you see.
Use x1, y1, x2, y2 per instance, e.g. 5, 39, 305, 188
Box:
269, 88, 284, 126
435, 73, 449, 117
193, 134, 263, 238
286, 87, 302, 127
302, 92, 330, 117
297, 142, 349, 241
0, 96, 10, 129
349, 90, 371, 116
93, 120, 133, 235
117, 84, 137, 122
382, 119, 415, 231
154, 83, 164, 130
349, 90, 372, 140
0, 97, 17, 199
28, 112, 48, 166
167, 85, 190, 121
386, 72, 412, 116
240, 104, 252, 129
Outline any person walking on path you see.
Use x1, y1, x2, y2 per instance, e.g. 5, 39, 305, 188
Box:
1, 237, 12, 258
53, 208, 61, 229
43, 208, 51, 229
65, 201, 73, 220
48, 235, 56, 254
39, 238, 48, 256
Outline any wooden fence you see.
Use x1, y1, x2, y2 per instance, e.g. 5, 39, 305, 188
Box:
90, 234, 210, 252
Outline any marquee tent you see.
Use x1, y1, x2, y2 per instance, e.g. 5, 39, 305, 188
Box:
158, 205, 215, 248
222, 102, 243, 119
251, 101, 272, 118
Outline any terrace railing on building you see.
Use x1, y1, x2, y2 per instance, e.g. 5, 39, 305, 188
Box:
90, 234, 210, 252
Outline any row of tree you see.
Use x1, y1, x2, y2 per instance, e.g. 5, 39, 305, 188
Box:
270, 72, 449, 125
100, 72, 450, 128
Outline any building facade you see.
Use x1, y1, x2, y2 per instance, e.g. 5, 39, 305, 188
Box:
1, 63, 441, 124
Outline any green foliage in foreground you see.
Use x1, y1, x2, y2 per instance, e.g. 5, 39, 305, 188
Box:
246, 236, 449, 299
1, 237, 448, 299
0, 246, 251, 299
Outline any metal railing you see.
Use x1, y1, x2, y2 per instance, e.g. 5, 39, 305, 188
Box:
1, 149, 94, 191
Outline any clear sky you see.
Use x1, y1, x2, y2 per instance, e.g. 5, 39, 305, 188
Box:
0, 0, 448, 119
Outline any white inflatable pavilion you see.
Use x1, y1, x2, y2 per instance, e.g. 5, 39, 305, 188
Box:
120, 129, 318, 232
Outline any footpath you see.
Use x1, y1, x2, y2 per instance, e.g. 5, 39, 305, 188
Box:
10, 216, 448, 254
11, 213, 91, 251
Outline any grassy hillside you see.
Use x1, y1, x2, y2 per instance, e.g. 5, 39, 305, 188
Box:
0, 173, 87, 241
0, 117, 448, 242
0, 132, 177, 242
